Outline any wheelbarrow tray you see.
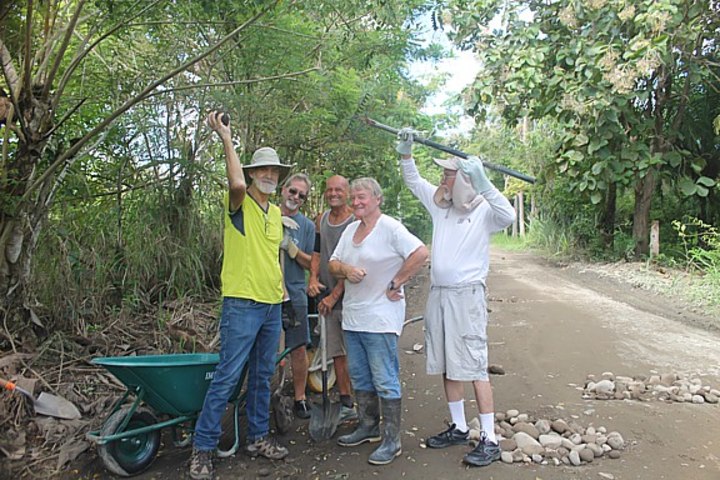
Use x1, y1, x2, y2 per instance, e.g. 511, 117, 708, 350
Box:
89, 349, 295, 477
92, 353, 237, 416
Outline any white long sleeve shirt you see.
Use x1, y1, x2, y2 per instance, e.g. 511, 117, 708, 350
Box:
401, 158, 516, 287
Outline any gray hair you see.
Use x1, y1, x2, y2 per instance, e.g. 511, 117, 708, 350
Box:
284, 172, 312, 192
350, 177, 383, 204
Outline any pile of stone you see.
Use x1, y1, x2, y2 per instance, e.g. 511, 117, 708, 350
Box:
466, 410, 625, 466
582, 372, 720, 404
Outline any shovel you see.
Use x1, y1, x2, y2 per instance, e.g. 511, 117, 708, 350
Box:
308, 313, 341, 441
1, 377, 81, 420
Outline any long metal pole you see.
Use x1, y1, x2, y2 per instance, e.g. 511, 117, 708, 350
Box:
362, 117, 536, 184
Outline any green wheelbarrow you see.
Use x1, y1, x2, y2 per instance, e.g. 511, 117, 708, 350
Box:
87, 350, 293, 477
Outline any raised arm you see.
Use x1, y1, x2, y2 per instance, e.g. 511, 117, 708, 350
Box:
459, 156, 516, 230
396, 127, 435, 209
207, 111, 245, 211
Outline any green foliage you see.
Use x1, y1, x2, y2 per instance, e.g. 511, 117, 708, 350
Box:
441, 0, 720, 257
34, 186, 223, 333
490, 232, 527, 251
1, 0, 447, 332
674, 218, 720, 272
671, 217, 720, 309
523, 215, 573, 257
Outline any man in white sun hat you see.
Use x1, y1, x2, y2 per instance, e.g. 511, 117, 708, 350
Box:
395, 128, 516, 468
190, 111, 293, 480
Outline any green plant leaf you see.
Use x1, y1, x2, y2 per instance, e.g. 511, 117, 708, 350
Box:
697, 176, 716, 187
678, 177, 697, 196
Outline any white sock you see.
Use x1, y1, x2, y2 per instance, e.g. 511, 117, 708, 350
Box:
448, 400, 467, 432
479, 413, 496, 443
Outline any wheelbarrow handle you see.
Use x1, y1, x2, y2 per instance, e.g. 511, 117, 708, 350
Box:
361, 116, 536, 184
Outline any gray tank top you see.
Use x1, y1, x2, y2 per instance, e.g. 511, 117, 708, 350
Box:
318, 210, 355, 309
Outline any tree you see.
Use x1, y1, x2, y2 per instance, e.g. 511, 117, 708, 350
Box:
1, 0, 441, 340
0, 0, 284, 336
441, 0, 719, 256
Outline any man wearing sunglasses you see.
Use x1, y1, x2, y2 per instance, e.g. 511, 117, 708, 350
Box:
279, 173, 316, 420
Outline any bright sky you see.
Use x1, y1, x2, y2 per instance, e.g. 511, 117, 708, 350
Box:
408, 25, 481, 137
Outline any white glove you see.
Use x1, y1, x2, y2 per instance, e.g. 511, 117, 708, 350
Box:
280, 232, 299, 259
281, 216, 299, 230
396, 127, 415, 156
458, 156, 493, 193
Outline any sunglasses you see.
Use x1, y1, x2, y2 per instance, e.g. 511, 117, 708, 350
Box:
288, 187, 307, 201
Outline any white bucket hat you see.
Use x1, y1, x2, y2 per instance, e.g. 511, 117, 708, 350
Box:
243, 147, 294, 185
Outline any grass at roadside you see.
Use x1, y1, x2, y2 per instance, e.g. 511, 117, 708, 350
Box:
491, 232, 528, 250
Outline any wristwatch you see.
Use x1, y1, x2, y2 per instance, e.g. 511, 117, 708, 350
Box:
388, 280, 400, 291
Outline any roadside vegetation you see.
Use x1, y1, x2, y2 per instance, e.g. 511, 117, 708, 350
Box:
1, 1, 719, 476
0, 0, 717, 353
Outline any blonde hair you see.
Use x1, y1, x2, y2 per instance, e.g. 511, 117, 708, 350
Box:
350, 177, 383, 204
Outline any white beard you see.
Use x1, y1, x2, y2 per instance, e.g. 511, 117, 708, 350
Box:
255, 180, 277, 194
284, 199, 299, 211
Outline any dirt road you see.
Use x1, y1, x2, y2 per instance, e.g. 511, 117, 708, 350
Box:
73, 249, 720, 479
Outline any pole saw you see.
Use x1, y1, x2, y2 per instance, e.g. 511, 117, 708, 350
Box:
361, 116, 536, 184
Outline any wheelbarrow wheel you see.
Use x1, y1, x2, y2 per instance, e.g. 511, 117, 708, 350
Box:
98, 406, 161, 477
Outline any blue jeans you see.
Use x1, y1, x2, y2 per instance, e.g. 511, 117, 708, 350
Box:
344, 331, 401, 400
193, 298, 281, 451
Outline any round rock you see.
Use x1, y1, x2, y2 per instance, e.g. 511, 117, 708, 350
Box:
579, 448, 594, 463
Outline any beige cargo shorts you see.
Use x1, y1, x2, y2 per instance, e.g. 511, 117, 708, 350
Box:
425, 282, 489, 381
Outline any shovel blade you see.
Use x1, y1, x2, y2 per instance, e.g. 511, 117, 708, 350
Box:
308, 401, 342, 442
34, 392, 81, 420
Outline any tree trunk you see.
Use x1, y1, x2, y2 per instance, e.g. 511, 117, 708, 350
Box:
1, 93, 53, 340
1, 189, 50, 342
600, 182, 617, 249
632, 168, 656, 257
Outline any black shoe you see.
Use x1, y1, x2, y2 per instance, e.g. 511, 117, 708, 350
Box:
294, 399, 311, 419
426, 423, 469, 448
463, 433, 500, 467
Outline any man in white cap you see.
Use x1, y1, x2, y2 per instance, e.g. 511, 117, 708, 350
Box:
395, 129, 516, 468
190, 112, 293, 479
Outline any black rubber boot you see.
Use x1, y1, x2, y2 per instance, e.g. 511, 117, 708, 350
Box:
368, 397, 402, 465
337, 390, 381, 447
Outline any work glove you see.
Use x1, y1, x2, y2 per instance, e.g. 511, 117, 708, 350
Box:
281, 300, 299, 329
280, 232, 299, 259
395, 127, 415, 156
458, 155, 493, 193
281, 216, 299, 230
